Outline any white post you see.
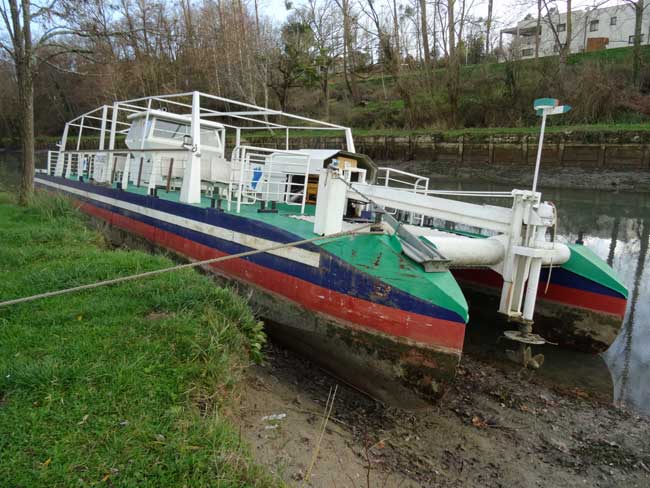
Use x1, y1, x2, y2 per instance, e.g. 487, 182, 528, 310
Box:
531, 112, 546, 194
76, 116, 86, 177
65, 153, 72, 178
180, 91, 202, 204
105, 103, 119, 184
285, 128, 289, 150
54, 123, 69, 176
235, 128, 241, 148
300, 156, 311, 215
98, 105, 108, 151
141, 100, 155, 191
314, 167, 347, 235
345, 128, 356, 153
76, 116, 84, 152
121, 154, 131, 190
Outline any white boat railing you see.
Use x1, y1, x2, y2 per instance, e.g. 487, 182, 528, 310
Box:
45, 151, 98, 179
230, 145, 312, 214
45, 147, 312, 215
376, 167, 430, 225
377, 167, 430, 193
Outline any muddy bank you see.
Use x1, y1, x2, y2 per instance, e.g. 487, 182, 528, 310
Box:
382, 160, 650, 192
237, 341, 650, 487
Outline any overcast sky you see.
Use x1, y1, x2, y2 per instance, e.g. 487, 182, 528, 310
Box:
259, 0, 633, 29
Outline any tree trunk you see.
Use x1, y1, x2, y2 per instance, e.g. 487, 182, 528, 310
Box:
341, 0, 360, 104
485, 0, 493, 55
392, 0, 400, 59
322, 69, 330, 120
447, 0, 460, 127
559, 0, 572, 69
420, 0, 431, 65
633, 0, 645, 88
17, 0, 34, 206
535, 0, 541, 58
19, 69, 34, 206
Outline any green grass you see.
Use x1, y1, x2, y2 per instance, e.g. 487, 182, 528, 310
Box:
0, 191, 274, 487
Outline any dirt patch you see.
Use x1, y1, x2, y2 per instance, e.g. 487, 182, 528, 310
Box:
237, 341, 650, 487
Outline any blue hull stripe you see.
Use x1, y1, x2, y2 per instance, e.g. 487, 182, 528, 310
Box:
540, 267, 624, 299
37, 176, 466, 324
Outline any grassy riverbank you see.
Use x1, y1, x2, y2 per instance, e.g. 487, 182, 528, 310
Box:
0, 192, 272, 486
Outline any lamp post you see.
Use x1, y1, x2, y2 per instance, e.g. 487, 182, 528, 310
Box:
531, 98, 571, 194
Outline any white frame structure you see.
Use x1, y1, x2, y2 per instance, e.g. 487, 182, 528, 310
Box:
53, 91, 355, 204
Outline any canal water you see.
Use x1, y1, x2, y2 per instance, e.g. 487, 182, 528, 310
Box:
1, 152, 649, 414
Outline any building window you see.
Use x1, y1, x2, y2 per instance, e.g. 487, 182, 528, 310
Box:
590, 20, 599, 32
521, 48, 534, 57
557, 23, 566, 33
610, 16, 617, 26
629, 34, 645, 44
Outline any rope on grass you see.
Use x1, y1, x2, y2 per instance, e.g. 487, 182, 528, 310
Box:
0, 224, 374, 308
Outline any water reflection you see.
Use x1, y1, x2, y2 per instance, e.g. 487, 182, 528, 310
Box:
604, 221, 649, 413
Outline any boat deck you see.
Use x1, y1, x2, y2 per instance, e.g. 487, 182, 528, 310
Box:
61, 175, 360, 240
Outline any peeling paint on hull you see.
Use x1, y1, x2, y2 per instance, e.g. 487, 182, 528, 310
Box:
35, 175, 466, 403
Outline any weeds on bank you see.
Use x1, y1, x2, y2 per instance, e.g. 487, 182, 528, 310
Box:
0, 191, 272, 486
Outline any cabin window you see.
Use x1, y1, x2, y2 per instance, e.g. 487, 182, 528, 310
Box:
126, 118, 151, 144
521, 48, 534, 57
557, 23, 566, 33
153, 119, 190, 140
589, 20, 599, 32
200, 128, 220, 147
629, 34, 644, 44
610, 16, 617, 26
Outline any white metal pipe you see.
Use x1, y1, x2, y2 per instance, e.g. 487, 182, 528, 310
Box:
424, 236, 506, 266
523, 257, 543, 321
98, 106, 108, 151
76, 116, 85, 152
345, 128, 356, 153
54, 123, 69, 176
106, 103, 119, 184
180, 91, 202, 204
532, 113, 546, 194
352, 183, 514, 233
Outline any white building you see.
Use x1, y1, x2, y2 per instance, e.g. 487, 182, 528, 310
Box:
500, 4, 649, 60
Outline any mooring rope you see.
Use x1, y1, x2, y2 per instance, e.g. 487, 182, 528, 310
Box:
0, 224, 374, 308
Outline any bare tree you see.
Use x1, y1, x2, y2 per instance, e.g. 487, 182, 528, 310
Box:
624, 0, 647, 87
334, 0, 361, 104
297, 0, 344, 118
420, 0, 431, 64
562, 0, 571, 66
535, 0, 541, 58
0, 0, 86, 204
485, 0, 493, 54
447, 0, 460, 126
541, 0, 572, 69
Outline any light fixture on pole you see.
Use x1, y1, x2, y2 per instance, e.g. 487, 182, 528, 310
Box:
532, 98, 571, 194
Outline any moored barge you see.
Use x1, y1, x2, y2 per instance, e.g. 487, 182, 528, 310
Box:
35, 92, 627, 402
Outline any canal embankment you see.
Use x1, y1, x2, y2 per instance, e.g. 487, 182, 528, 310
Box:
0, 192, 271, 486
5, 126, 650, 191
